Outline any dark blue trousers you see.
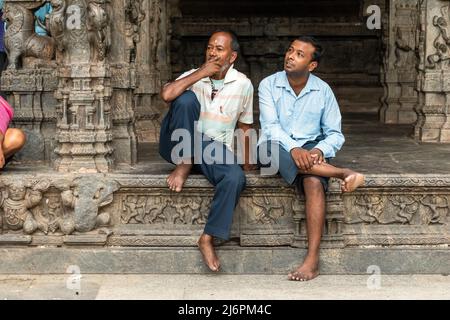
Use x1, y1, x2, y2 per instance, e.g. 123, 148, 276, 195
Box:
159, 91, 246, 240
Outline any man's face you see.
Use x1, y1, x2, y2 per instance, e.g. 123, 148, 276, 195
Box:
205, 32, 237, 72
284, 40, 318, 76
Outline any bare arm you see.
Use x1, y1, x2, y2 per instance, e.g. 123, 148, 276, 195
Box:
237, 122, 257, 171
160, 57, 222, 103
0, 133, 4, 169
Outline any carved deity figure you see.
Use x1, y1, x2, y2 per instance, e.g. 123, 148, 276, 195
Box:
0, 180, 50, 234
87, 0, 110, 62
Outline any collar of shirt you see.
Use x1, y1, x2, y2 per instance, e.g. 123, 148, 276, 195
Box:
275, 71, 321, 99
200, 64, 238, 85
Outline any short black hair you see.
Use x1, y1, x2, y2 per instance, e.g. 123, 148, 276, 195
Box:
211, 30, 240, 53
295, 36, 324, 63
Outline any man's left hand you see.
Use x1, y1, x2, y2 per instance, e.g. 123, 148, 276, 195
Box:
310, 148, 325, 165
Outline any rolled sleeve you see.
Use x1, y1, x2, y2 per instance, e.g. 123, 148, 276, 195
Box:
314, 88, 345, 158
259, 79, 298, 152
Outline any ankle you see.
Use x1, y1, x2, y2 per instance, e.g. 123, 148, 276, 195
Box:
340, 168, 351, 180
305, 251, 320, 262
179, 158, 194, 165
199, 233, 213, 244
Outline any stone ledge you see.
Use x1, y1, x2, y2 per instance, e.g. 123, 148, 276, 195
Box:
0, 172, 448, 248
2, 171, 450, 187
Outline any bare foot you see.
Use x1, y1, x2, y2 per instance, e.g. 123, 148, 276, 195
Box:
288, 257, 320, 282
197, 234, 220, 272
167, 163, 192, 192
341, 170, 365, 193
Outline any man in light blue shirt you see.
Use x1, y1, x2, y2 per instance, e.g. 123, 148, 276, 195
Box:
258, 36, 364, 282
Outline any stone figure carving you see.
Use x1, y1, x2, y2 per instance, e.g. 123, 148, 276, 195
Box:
420, 196, 448, 224
395, 26, 416, 68
120, 195, 209, 225
252, 196, 284, 224
353, 195, 385, 224
87, 0, 110, 62
0, 180, 50, 234
124, 0, 145, 62
427, 5, 450, 68
46, 0, 67, 60
187, 197, 204, 225
55, 177, 119, 234
3, 3, 55, 69
390, 195, 419, 224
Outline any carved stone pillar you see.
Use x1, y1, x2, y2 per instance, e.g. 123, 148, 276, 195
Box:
415, 0, 450, 142
50, 0, 114, 172
133, 0, 171, 144
380, 0, 419, 124
109, 0, 170, 162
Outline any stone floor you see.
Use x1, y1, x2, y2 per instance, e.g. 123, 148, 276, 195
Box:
117, 113, 450, 175
0, 274, 449, 300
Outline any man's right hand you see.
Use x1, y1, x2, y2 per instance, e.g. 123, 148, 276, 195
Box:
290, 147, 314, 171
199, 57, 222, 78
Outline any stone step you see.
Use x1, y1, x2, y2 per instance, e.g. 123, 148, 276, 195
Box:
0, 247, 448, 275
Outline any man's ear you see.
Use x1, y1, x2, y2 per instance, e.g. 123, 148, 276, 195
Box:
309, 61, 318, 72
230, 51, 238, 64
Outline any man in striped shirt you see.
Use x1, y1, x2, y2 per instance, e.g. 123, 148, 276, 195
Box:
159, 31, 255, 272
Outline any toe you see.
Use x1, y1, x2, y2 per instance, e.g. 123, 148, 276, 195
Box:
289, 272, 300, 281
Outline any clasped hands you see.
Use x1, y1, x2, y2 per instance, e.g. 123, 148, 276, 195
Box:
290, 147, 325, 172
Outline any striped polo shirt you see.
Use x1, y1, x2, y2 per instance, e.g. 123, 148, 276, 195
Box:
177, 65, 254, 150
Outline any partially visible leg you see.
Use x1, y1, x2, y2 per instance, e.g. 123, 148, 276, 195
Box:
288, 177, 324, 281
1, 128, 26, 168
196, 142, 246, 272
298, 162, 365, 193
159, 91, 200, 192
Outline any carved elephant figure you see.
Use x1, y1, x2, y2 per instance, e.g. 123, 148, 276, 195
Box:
57, 177, 119, 235
3, 3, 55, 69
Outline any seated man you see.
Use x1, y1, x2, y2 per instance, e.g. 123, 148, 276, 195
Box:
258, 36, 364, 281
159, 31, 255, 272
0, 93, 26, 169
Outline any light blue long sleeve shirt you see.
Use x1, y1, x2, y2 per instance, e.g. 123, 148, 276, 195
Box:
258, 71, 345, 158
